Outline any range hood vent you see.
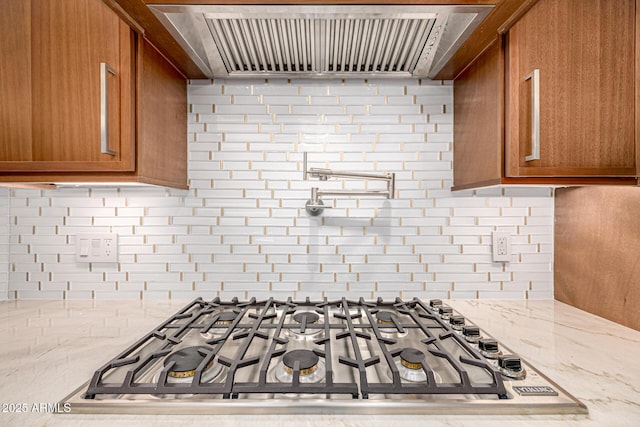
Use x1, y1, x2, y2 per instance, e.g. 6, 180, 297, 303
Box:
150, 5, 493, 79
211, 17, 435, 74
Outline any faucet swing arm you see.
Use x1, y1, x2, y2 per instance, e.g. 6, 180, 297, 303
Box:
303, 153, 395, 216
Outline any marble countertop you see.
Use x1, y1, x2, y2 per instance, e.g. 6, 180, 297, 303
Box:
0, 299, 638, 426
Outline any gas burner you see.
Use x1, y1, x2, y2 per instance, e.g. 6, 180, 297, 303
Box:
375, 311, 407, 337
287, 311, 323, 340
498, 354, 526, 380
283, 349, 319, 375
293, 311, 319, 324
274, 349, 326, 384
215, 311, 237, 325
392, 348, 428, 383
152, 346, 225, 398
164, 346, 218, 378
200, 311, 239, 339
374, 310, 393, 325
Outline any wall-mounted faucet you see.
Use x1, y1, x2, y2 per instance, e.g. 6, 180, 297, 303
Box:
303, 152, 395, 216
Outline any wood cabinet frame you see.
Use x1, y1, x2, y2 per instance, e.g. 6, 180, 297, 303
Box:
453, 0, 639, 190
0, 0, 188, 189
0, 0, 136, 172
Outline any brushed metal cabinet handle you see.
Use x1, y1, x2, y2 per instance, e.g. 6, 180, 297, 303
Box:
524, 69, 540, 162
100, 62, 117, 156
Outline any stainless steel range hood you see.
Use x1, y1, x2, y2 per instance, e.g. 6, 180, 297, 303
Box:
149, 5, 493, 79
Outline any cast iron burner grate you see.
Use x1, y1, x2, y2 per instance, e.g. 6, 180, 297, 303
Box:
84, 297, 508, 400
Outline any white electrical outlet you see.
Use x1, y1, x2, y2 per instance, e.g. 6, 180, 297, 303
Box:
492, 231, 511, 262
75, 234, 118, 263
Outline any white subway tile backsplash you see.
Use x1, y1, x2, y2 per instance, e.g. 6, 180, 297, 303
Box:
308, 96, 339, 105
477, 217, 525, 226
188, 95, 233, 105
15, 290, 64, 299
141, 291, 171, 300
0, 190, 8, 300
369, 106, 420, 115
1, 78, 555, 301
255, 83, 304, 95
424, 281, 454, 291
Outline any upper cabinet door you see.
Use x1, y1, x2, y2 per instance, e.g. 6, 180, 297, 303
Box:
506, 0, 636, 177
0, 0, 32, 160
0, 0, 134, 172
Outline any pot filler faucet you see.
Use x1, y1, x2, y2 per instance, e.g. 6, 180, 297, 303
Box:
302, 152, 395, 216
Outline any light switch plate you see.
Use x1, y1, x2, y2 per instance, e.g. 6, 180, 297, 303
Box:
75, 234, 118, 263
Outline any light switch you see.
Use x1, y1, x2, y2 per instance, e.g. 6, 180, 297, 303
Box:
91, 239, 101, 256
79, 239, 89, 257
75, 234, 118, 263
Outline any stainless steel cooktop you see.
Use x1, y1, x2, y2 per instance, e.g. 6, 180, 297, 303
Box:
61, 297, 587, 415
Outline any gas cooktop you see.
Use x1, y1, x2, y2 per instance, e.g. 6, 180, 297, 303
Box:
61, 297, 587, 415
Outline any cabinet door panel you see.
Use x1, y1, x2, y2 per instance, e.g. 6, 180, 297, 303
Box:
0, 0, 134, 172
506, 0, 636, 177
0, 0, 32, 161
453, 40, 504, 190
137, 39, 187, 188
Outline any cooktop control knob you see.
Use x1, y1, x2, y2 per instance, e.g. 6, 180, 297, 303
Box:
462, 325, 481, 343
478, 338, 500, 359
449, 315, 465, 330
438, 306, 453, 320
429, 299, 443, 309
498, 354, 526, 380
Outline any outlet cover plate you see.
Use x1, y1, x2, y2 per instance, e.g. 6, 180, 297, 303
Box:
492, 231, 511, 262
75, 234, 118, 263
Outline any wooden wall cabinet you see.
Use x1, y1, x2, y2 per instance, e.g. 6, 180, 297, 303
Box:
453, 0, 638, 190
0, 0, 187, 189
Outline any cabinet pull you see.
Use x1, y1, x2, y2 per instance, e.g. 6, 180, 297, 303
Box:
100, 62, 117, 156
524, 69, 540, 162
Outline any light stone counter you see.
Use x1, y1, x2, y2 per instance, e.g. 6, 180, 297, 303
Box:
0, 299, 638, 427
